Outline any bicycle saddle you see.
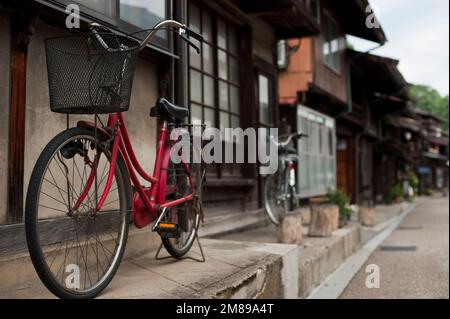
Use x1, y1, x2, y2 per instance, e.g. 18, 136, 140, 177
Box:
151, 98, 189, 121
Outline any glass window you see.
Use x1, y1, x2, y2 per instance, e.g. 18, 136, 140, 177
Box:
219, 81, 229, 111
204, 108, 215, 128
230, 86, 240, 114
190, 46, 201, 70
203, 76, 215, 107
188, 4, 241, 142
120, 0, 168, 46
189, 4, 201, 32
190, 70, 202, 103
229, 57, 239, 84
120, 0, 166, 28
217, 20, 227, 49
218, 50, 228, 80
228, 28, 238, 55
202, 12, 213, 42
191, 104, 203, 125
297, 105, 336, 198
202, 44, 214, 75
259, 75, 271, 125
323, 13, 341, 73
75, 0, 116, 18
58, 0, 170, 49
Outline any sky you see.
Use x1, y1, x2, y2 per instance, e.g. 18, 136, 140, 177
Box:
348, 0, 449, 96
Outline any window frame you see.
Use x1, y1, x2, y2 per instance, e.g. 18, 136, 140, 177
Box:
307, 0, 321, 24
322, 11, 342, 74
187, 3, 242, 137
45, 0, 173, 51
257, 72, 274, 128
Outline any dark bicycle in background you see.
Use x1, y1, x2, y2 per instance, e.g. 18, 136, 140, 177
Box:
264, 133, 308, 226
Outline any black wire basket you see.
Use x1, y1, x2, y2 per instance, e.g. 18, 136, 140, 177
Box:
45, 34, 140, 114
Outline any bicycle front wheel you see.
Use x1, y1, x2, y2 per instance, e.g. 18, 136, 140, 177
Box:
25, 127, 131, 299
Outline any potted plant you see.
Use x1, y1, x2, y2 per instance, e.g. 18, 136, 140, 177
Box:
389, 183, 404, 203
406, 170, 419, 201
327, 190, 353, 228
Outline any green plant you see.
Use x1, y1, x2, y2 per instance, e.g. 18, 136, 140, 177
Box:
424, 188, 434, 196
406, 170, 419, 193
327, 190, 353, 219
389, 183, 403, 201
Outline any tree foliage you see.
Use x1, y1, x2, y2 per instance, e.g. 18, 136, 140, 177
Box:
410, 84, 449, 131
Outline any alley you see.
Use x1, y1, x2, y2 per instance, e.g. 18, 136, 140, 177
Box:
340, 197, 449, 299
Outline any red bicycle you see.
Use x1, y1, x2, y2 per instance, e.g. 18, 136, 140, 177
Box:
25, 20, 205, 299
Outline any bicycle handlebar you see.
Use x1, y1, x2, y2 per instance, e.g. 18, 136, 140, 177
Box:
271, 133, 309, 148
89, 20, 204, 52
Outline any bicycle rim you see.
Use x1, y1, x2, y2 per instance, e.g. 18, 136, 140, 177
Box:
25, 129, 130, 298
161, 160, 203, 257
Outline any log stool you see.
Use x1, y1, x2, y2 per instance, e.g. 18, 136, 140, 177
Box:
308, 204, 339, 237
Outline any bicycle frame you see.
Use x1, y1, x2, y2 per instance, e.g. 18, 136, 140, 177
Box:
73, 112, 195, 228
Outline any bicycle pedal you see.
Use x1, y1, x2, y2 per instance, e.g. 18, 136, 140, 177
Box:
155, 223, 180, 239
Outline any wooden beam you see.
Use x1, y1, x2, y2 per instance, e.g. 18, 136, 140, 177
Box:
7, 9, 38, 224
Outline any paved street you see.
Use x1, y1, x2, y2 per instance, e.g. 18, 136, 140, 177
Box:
340, 197, 449, 299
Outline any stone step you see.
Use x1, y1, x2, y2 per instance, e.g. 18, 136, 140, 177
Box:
0, 209, 268, 293
200, 209, 269, 238
0, 214, 360, 299
0, 239, 298, 299
218, 223, 362, 298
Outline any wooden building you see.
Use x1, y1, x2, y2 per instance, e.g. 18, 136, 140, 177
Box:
382, 106, 449, 197
0, 0, 320, 230
345, 50, 411, 205
413, 108, 449, 193
278, 0, 388, 204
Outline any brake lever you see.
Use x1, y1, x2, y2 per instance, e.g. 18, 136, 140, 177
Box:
180, 33, 200, 54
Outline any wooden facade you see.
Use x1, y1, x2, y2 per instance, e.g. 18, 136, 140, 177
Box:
0, 0, 319, 227
344, 50, 411, 205
278, 0, 390, 205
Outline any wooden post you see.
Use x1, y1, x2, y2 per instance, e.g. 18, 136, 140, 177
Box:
359, 206, 375, 227
7, 9, 38, 224
308, 204, 339, 237
278, 213, 303, 245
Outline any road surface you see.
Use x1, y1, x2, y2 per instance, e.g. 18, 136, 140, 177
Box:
340, 196, 449, 299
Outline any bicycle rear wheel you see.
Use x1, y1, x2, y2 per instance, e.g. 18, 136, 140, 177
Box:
25, 127, 131, 299
161, 159, 204, 259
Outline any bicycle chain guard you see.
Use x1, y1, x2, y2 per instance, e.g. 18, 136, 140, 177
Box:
133, 188, 157, 229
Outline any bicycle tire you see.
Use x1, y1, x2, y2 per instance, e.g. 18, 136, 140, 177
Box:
161, 160, 204, 259
25, 127, 131, 299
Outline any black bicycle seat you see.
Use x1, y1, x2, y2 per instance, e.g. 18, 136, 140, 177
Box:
151, 98, 189, 121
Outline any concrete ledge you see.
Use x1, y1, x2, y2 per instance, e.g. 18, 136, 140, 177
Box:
0, 239, 298, 299
0, 226, 162, 292
0, 209, 267, 293
199, 209, 268, 238
217, 223, 362, 299
298, 225, 360, 298
0, 221, 360, 299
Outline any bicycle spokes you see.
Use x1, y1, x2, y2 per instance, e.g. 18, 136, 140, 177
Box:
33, 134, 127, 293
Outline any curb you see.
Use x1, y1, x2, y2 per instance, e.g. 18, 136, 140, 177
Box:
307, 202, 416, 299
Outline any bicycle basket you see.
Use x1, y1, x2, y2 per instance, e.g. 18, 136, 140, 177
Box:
45, 34, 140, 114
